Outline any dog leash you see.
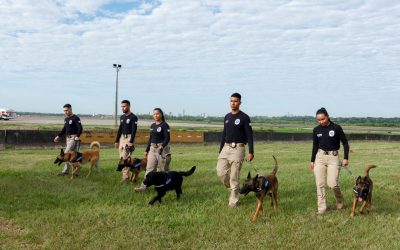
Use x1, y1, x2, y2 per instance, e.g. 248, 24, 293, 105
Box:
245, 159, 260, 175
76, 140, 81, 153
339, 163, 353, 175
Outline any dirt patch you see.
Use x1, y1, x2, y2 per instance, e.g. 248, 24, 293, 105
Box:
0, 217, 41, 249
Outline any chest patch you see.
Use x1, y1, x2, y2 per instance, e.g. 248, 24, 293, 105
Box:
126, 119, 130, 124
157, 127, 162, 132
329, 130, 335, 137
69, 120, 72, 125
234, 119, 240, 125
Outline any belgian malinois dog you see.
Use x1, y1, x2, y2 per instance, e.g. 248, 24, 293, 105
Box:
54, 141, 101, 179
117, 156, 147, 182
239, 156, 279, 222
350, 164, 377, 217
142, 166, 196, 205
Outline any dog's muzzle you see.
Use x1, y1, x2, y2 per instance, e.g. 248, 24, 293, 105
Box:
54, 158, 63, 166
239, 187, 250, 196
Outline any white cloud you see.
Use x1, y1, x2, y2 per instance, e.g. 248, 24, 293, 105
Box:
0, 0, 400, 117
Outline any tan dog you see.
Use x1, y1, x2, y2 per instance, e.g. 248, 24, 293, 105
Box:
239, 156, 279, 222
54, 141, 101, 179
117, 156, 147, 182
350, 164, 377, 217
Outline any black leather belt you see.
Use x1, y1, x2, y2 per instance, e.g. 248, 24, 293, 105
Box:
319, 149, 338, 156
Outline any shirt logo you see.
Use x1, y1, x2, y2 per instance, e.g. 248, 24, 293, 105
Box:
69, 120, 72, 125
234, 119, 240, 125
225, 120, 229, 124
126, 119, 130, 124
317, 133, 322, 137
157, 127, 162, 132
329, 130, 335, 137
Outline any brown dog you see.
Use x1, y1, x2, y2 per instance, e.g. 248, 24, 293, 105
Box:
54, 141, 101, 179
117, 156, 147, 182
239, 156, 279, 222
350, 164, 377, 217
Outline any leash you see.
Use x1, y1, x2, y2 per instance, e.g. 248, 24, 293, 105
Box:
76, 139, 81, 153
339, 163, 352, 175
245, 159, 260, 175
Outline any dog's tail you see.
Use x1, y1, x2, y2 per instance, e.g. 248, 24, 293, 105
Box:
271, 155, 278, 175
364, 164, 377, 177
90, 141, 100, 151
179, 166, 196, 177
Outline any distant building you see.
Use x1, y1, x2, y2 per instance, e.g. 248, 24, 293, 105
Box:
0, 108, 17, 119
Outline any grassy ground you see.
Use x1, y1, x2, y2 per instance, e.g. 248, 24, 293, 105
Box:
0, 142, 399, 249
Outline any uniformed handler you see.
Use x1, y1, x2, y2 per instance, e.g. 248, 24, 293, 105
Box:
310, 107, 349, 215
115, 100, 138, 182
135, 108, 171, 192
53, 104, 82, 176
216, 93, 254, 207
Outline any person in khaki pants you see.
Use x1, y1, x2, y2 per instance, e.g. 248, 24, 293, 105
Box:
53, 104, 82, 176
310, 107, 349, 215
135, 108, 171, 192
114, 100, 138, 182
216, 93, 254, 207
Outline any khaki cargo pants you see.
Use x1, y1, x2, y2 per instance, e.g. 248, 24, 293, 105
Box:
216, 144, 245, 206
147, 144, 171, 173
119, 135, 133, 181
138, 144, 171, 189
314, 149, 344, 213
61, 135, 79, 174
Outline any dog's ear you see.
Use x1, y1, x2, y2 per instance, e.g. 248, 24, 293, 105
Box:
363, 176, 370, 185
254, 174, 259, 179
247, 171, 251, 179
356, 176, 361, 184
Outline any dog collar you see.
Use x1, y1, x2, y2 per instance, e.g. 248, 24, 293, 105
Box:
155, 173, 172, 188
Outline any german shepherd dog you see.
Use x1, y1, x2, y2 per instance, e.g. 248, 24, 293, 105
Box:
54, 141, 101, 179
117, 156, 147, 182
239, 156, 279, 222
142, 166, 196, 205
350, 164, 377, 217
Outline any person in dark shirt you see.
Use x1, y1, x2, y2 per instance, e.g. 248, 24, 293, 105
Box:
53, 104, 83, 176
216, 93, 254, 207
135, 108, 171, 192
114, 100, 138, 182
310, 107, 349, 214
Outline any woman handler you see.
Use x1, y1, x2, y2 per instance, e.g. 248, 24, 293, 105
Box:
310, 107, 349, 214
134, 108, 171, 192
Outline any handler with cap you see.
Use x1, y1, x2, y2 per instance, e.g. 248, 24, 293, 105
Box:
216, 93, 254, 207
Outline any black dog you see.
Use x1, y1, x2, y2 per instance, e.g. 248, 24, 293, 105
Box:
142, 166, 196, 205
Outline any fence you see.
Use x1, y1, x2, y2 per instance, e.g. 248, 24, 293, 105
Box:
1, 129, 400, 148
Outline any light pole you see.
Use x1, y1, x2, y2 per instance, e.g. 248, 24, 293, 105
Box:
113, 64, 122, 127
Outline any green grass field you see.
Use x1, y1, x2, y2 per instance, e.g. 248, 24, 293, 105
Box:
1, 142, 399, 249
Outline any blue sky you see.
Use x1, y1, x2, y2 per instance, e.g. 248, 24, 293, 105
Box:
1, 0, 400, 117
